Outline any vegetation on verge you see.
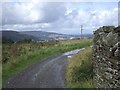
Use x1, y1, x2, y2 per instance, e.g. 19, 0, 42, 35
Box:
66, 47, 94, 88
2, 39, 92, 85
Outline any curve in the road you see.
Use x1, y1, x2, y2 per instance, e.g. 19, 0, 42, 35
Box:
4, 49, 85, 88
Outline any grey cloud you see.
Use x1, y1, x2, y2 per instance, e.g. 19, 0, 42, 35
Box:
2, 23, 52, 30
2, 2, 66, 25
39, 2, 66, 23
2, 2, 30, 25
2, 2, 118, 34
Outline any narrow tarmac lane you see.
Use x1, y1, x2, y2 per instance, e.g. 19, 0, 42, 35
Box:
4, 48, 85, 88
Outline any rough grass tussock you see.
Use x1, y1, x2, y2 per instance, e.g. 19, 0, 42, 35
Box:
2, 39, 92, 85
66, 47, 94, 88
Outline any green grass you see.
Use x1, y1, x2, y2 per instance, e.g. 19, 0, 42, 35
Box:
2, 39, 92, 86
0, 64, 2, 89
0, 66, 1, 88
66, 47, 94, 88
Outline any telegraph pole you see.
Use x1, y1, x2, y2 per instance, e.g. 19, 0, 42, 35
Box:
81, 25, 83, 39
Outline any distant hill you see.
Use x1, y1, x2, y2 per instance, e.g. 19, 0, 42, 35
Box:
21, 31, 93, 41
1, 30, 39, 42
1, 30, 93, 43
20, 31, 73, 41
21, 31, 55, 41
2, 36, 14, 44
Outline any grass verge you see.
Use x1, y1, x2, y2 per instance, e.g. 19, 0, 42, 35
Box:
66, 47, 94, 88
2, 39, 92, 86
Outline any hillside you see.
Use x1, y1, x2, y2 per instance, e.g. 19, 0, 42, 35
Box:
21, 31, 93, 41
1, 30, 93, 43
1, 31, 39, 42
2, 39, 92, 86
20, 31, 73, 41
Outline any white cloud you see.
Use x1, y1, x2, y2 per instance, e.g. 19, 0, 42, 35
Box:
2, 0, 120, 2
2, 2, 66, 25
2, 2, 45, 24
2, 23, 52, 30
51, 7, 118, 34
2, 2, 118, 34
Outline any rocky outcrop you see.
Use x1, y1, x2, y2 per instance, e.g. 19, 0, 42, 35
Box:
93, 26, 120, 88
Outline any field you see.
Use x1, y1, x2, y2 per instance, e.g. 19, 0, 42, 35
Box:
2, 39, 92, 85
66, 47, 94, 88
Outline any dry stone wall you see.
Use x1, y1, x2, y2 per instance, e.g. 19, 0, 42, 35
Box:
93, 26, 120, 88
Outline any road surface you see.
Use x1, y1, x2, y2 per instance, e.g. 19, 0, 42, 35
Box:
4, 48, 85, 88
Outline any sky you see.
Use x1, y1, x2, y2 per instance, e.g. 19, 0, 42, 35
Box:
1, 0, 119, 34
